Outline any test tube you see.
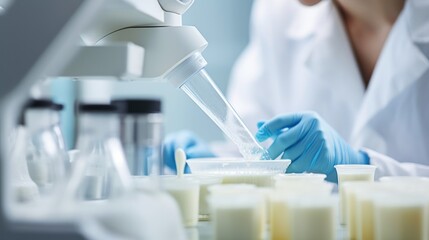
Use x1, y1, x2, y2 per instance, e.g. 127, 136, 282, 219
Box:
173, 53, 270, 160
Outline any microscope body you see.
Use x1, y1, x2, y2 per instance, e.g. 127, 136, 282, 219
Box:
0, 0, 207, 239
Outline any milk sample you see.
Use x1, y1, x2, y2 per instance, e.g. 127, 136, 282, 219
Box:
374, 195, 426, 240
193, 175, 222, 219
289, 197, 336, 240
270, 194, 291, 240
221, 173, 274, 187
162, 177, 200, 227
335, 165, 376, 225
209, 194, 263, 240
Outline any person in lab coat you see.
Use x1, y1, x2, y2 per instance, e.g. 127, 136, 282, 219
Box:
164, 0, 429, 181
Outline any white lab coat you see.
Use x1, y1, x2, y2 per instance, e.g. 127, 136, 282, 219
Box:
227, 0, 429, 178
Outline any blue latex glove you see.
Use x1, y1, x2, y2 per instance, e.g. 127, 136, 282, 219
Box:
255, 112, 369, 182
163, 130, 215, 173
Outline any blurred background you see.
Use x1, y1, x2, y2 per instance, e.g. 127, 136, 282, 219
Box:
51, 0, 254, 149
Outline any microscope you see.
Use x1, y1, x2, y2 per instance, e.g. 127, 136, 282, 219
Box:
0, 0, 208, 239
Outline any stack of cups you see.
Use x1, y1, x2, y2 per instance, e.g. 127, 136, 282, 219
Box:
339, 175, 429, 240
335, 165, 377, 225
270, 173, 335, 240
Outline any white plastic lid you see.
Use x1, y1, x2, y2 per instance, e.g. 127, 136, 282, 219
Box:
165, 52, 207, 88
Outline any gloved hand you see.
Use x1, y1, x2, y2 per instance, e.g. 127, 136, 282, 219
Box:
163, 130, 215, 173
255, 112, 369, 182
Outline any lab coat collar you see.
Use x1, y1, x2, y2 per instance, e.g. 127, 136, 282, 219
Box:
351, 0, 429, 142
297, 1, 365, 119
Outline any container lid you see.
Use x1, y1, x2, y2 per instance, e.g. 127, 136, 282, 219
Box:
112, 99, 161, 114
79, 103, 117, 113
25, 99, 64, 111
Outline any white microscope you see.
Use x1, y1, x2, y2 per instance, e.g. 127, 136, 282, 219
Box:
0, 0, 210, 239
0, 0, 269, 239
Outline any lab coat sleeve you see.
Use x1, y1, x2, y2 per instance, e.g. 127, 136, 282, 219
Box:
363, 148, 429, 179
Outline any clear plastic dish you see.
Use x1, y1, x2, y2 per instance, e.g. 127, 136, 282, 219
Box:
186, 158, 291, 175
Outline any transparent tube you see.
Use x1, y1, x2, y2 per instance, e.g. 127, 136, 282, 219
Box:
180, 69, 270, 160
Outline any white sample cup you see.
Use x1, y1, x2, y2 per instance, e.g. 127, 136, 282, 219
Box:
335, 164, 376, 225
208, 193, 263, 240
373, 193, 427, 240
161, 176, 200, 227
191, 175, 222, 220
288, 196, 336, 240
343, 182, 377, 240
270, 181, 334, 240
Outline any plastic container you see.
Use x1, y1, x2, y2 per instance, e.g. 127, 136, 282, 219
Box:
161, 176, 200, 227
191, 175, 223, 220
335, 164, 377, 225
75, 104, 123, 200
208, 193, 264, 240
373, 193, 427, 240
24, 99, 68, 196
288, 196, 336, 240
187, 158, 290, 187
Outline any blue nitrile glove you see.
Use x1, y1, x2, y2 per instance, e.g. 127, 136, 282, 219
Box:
255, 112, 369, 182
163, 130, 216, 173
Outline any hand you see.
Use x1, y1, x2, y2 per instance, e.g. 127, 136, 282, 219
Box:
255, 112, 369, 182
163, 130, 215, 173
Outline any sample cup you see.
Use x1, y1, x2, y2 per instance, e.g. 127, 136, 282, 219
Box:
354, 184, 386, 240
161, 176, 200, 227
343, 182, 377, 240
208, 193, 263, 240
373, 193, 427, 240
191, 175, 223, 220
288, 196, 336, 240
269, 181, 334, 240
335, 164, 376, 225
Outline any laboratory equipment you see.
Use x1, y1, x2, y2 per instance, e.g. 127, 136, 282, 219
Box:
24, 99, 68, 196
168, 55, 271, 160
0, 0, 261, 238
74, 103, 122, 200
113, 99, 163, 176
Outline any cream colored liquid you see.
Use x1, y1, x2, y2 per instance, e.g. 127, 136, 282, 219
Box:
212, 204, 261, 240
166, 186, 199, 227
346, 188, 359, 239
375, 205, 424, 240
289, 204, 335, 240
356, 195, 375, 240
222, 174, 274, 187
270, 196, 291, 240
338, 173, 374, 224
198, 179, 221, 216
